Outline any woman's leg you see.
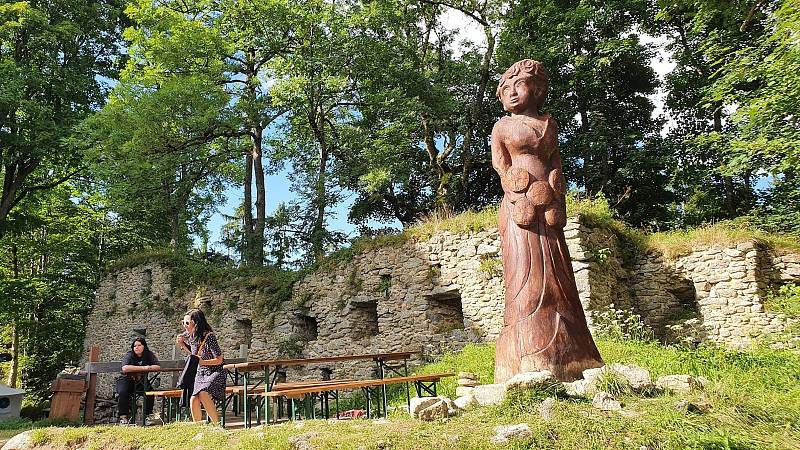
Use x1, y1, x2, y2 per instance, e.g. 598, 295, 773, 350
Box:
196, 391, 220, 423
190, 394, 204, 422
116, 377, 134, 419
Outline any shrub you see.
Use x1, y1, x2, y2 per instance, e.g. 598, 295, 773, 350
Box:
592, 305, 654, 342
764, 282, 800, 318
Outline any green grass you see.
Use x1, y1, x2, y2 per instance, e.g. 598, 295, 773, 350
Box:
0, 418, 75, 442
764, 283, 800, 319
644, 221, 800, 260
22, 338, 800, 450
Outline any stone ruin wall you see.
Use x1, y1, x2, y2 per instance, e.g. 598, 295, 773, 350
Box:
83, 216, 800, 402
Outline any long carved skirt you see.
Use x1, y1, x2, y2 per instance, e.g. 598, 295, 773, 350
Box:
494, 196, 603, 383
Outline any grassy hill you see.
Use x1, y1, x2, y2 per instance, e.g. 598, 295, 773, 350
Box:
5, 337, 799, 450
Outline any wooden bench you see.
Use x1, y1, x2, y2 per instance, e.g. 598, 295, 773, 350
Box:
262, 373, 454, 421
220, 351, 417, 428
146, 381, 357, 426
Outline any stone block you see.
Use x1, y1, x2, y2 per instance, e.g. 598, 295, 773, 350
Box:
455, 386, 475, 397
491, 424, 532, 444
656, 375, 702, 394
473, 383, 506, 406
418, 398, 450, 421
609, 363, 654, 392
592, 392, 622, 411
504, 370, 556, 391
410, 396, 441, 418
454, 393, 476, 410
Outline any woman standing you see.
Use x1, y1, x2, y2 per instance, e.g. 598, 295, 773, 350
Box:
176, 309, 225, 423
491, 59, 603, 382
117, 337, 161, 425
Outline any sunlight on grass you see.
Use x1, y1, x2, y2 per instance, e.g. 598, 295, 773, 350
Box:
26, 337, 800, 449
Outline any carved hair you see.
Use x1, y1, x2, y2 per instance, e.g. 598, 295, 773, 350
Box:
496, 59, 548, 110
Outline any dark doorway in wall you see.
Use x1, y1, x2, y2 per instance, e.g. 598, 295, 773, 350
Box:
667, 278, 698, 310
428, 289, 465, 333
293, 313, 318, 341
235, 318, 253, 350
350, 300, 379, 339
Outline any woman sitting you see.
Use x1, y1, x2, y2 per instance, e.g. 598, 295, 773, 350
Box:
117, 337, 161, 425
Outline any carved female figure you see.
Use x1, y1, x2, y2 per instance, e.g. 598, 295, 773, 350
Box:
492, 60, 603, 382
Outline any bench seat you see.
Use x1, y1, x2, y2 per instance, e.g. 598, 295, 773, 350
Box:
263, 373, 454, 398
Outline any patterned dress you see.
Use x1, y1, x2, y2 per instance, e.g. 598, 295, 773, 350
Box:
188, 332, 226, 401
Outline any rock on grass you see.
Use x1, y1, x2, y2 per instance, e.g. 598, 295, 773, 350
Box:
491, 423, 532, 444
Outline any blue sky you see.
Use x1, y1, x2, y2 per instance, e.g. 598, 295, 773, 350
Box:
204, 169, 401, 254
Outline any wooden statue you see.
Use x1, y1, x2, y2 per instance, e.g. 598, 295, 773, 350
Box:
491, 59, 603, 382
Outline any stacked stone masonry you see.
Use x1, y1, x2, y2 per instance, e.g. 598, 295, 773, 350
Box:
83, 217, 799, 401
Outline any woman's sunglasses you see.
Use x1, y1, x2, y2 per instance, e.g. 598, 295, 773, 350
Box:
182, 320, 191, 326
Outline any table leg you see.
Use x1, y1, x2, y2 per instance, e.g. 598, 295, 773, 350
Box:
264, 365, 271, 425
404, 359, 411, 414
243, 372, 250, 428
365, 388, 371, 419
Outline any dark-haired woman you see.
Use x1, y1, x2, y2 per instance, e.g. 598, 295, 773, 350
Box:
117, 337, 161, 425
176, 309, 225, 423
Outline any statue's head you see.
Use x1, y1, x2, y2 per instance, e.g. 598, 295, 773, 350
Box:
496, 59, 548, 112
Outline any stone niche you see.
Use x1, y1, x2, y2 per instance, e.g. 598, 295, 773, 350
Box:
349, 299, 379, 339
83, 217, 800, 398
426, 285, 465, 334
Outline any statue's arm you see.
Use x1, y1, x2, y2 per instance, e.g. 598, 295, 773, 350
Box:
491, 123, 511, 179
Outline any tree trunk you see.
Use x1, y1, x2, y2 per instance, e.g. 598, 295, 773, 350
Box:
6, 322, 18, 387
243, 152, 254, 262
252, 126, 266, 266
714, 108, 736, 217
460, 23, 495, 200
309, 105, 329, 263
578, 108, 591, 194
241, 54, 266, 267
7, 242, 20, 387
0, 160, 39, 238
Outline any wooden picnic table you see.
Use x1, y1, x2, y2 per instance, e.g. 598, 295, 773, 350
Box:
264, 373, 455, 420
221, 351, 416, 427
223, 351, 414, 371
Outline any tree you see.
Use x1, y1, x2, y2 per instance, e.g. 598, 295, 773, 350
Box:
79, 76, 241, 251
270, 0, 356, 262
0, 185, 127, 399
115, 0, 293, 265
496, 0, 674, 226
0, 0, 125, 235
704, 0, 799, 233
655, 0, 774, 225
331, 0, 506, 227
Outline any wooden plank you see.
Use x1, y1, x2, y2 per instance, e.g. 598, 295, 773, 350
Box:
263, 373, 454, 397
145, 385, 240, 397
226, 379, 357, 395
224, 351, 416, 371
50, 379, 86, 393
145, 389, 183, 397
86, 357, 247, 374
83, 346, 100, 425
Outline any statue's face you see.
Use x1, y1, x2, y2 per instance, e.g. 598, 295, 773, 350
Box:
499, 76, 533, 113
